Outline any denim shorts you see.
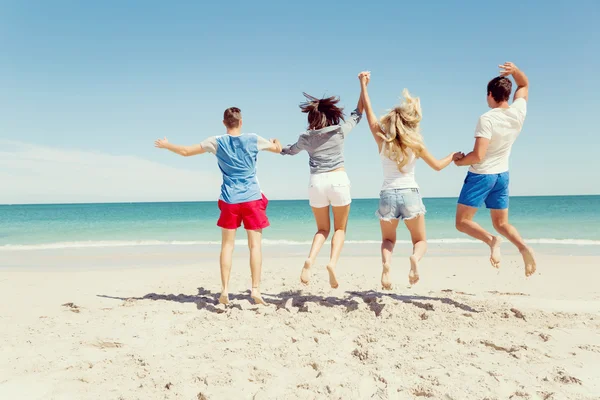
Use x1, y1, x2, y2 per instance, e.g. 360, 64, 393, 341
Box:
376, 188, 426, 221
458, 171, 509, 210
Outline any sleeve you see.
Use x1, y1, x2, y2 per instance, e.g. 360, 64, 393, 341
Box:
281, 135, 306, 156
339, 108, 363, 136
200, 136, 218, 154
474, 116, 493, 140
511, 98, 527, 125
256, 135, 273, 151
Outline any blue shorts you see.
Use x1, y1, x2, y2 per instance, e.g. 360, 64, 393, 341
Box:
376, 188, 426, 221
458, 171, 509, 210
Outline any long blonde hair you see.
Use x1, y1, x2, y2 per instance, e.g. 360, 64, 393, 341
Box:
378, 89, 425, 170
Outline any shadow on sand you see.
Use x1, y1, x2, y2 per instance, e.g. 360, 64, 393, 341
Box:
98, 287, 480, 315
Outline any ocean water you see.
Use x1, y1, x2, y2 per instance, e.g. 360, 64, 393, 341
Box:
0, 196, 599, 250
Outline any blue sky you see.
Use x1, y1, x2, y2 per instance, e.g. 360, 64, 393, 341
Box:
1, 0, 599, 204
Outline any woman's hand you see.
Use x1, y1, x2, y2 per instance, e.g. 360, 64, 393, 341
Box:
358, 71, 370, 86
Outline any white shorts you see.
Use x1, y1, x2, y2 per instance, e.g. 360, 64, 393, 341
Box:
308, 171, 352, 208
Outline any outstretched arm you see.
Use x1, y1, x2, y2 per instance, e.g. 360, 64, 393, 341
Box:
266, 139, 282, 153
500, 62, 529, 102
281, 142, 303, 156
420, 148, 463, 171
154, 137, 206, 157
358, 71, 384, 147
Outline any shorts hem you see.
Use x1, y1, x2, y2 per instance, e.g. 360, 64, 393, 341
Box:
457, 200, 481, 208
403, 210, 426, 221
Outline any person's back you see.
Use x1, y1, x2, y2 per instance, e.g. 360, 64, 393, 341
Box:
380, 148, 418, 190
204, 133, 271, 203
469, 98, 526, 175
285, 110, 361, 174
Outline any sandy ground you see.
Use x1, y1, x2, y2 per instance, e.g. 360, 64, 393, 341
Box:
1, 248, 599, 399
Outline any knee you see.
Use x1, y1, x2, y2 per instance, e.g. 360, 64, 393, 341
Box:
455, 219, 466, 232
318, 229, 331, 238
493, 221, 508, 232
382, 238, 396, 247
247, 241, 261, 251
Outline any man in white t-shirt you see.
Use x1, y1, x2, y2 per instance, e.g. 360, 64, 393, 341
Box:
454, 62, 536, 277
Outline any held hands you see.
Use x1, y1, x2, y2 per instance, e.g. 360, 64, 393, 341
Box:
453, 151, 466, 165
155, 137, 169, 148
499, 62, 518, 77
358, 71, 371, 85
270, 138, 282, 152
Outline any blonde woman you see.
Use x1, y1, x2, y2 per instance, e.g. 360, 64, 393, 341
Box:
358, 71, 462, 288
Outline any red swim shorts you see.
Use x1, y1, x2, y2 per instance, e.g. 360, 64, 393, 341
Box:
217, 194, 270, 230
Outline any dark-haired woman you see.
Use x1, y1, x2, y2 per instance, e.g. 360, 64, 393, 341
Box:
281, 90, 364, 288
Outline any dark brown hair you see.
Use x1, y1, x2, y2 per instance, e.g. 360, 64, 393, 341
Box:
223, 107, 242, 129
299, 93, 345, 130
487, 77, 512, 103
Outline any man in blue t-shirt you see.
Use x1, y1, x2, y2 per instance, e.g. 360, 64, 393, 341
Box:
155, 107, 281, 306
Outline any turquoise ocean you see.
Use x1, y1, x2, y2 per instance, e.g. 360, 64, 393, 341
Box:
1, 196, 599, 250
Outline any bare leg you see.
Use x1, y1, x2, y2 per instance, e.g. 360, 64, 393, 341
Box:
301, 207, 331, 285
491, 209, 536, 277
379, 219, 399, 289
456, 204, 502, 268
247, 229, 267, 305
404, 215, 427, 285
219, 228, 236, 305
326, 204, 351, 289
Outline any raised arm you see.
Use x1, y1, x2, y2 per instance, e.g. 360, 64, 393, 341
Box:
420, 148, 463, 171
358, 71, 384, 147
500, 62, 529, 102
154, 137, 207, 157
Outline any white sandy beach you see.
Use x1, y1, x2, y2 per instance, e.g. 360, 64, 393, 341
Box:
1, 247, 599, 399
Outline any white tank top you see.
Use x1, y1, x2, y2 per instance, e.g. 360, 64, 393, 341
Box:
380, 148, 419, 190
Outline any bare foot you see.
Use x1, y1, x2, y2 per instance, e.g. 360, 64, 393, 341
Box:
219, 291, 229, 305
520, 247, 537, 277
489, 236, 502, 269
381, 263, 392, 290
408, 255, 419, 285
251, 288, 268, 306
326, 264, 339, 289
300, 259, 312, 285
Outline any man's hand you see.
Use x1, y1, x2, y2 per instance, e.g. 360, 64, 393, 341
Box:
499, 62, 518, 77
155, 137, 169, 149
453, 152, 465, 161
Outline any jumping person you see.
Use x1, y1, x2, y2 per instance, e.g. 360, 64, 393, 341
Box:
358, 71, 463, 288
155, 107, 282, 305
281, 89, 364, 288
454, 62, 536, 277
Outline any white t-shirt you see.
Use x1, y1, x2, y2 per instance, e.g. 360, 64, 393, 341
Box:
469, 98, 527, 174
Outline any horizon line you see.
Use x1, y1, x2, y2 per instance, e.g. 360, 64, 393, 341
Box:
1, 193, 599, 207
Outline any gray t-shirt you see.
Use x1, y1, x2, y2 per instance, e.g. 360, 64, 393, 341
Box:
281, 109, 362, 174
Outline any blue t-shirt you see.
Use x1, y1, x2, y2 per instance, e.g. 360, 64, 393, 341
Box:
200, 133, 272, 204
